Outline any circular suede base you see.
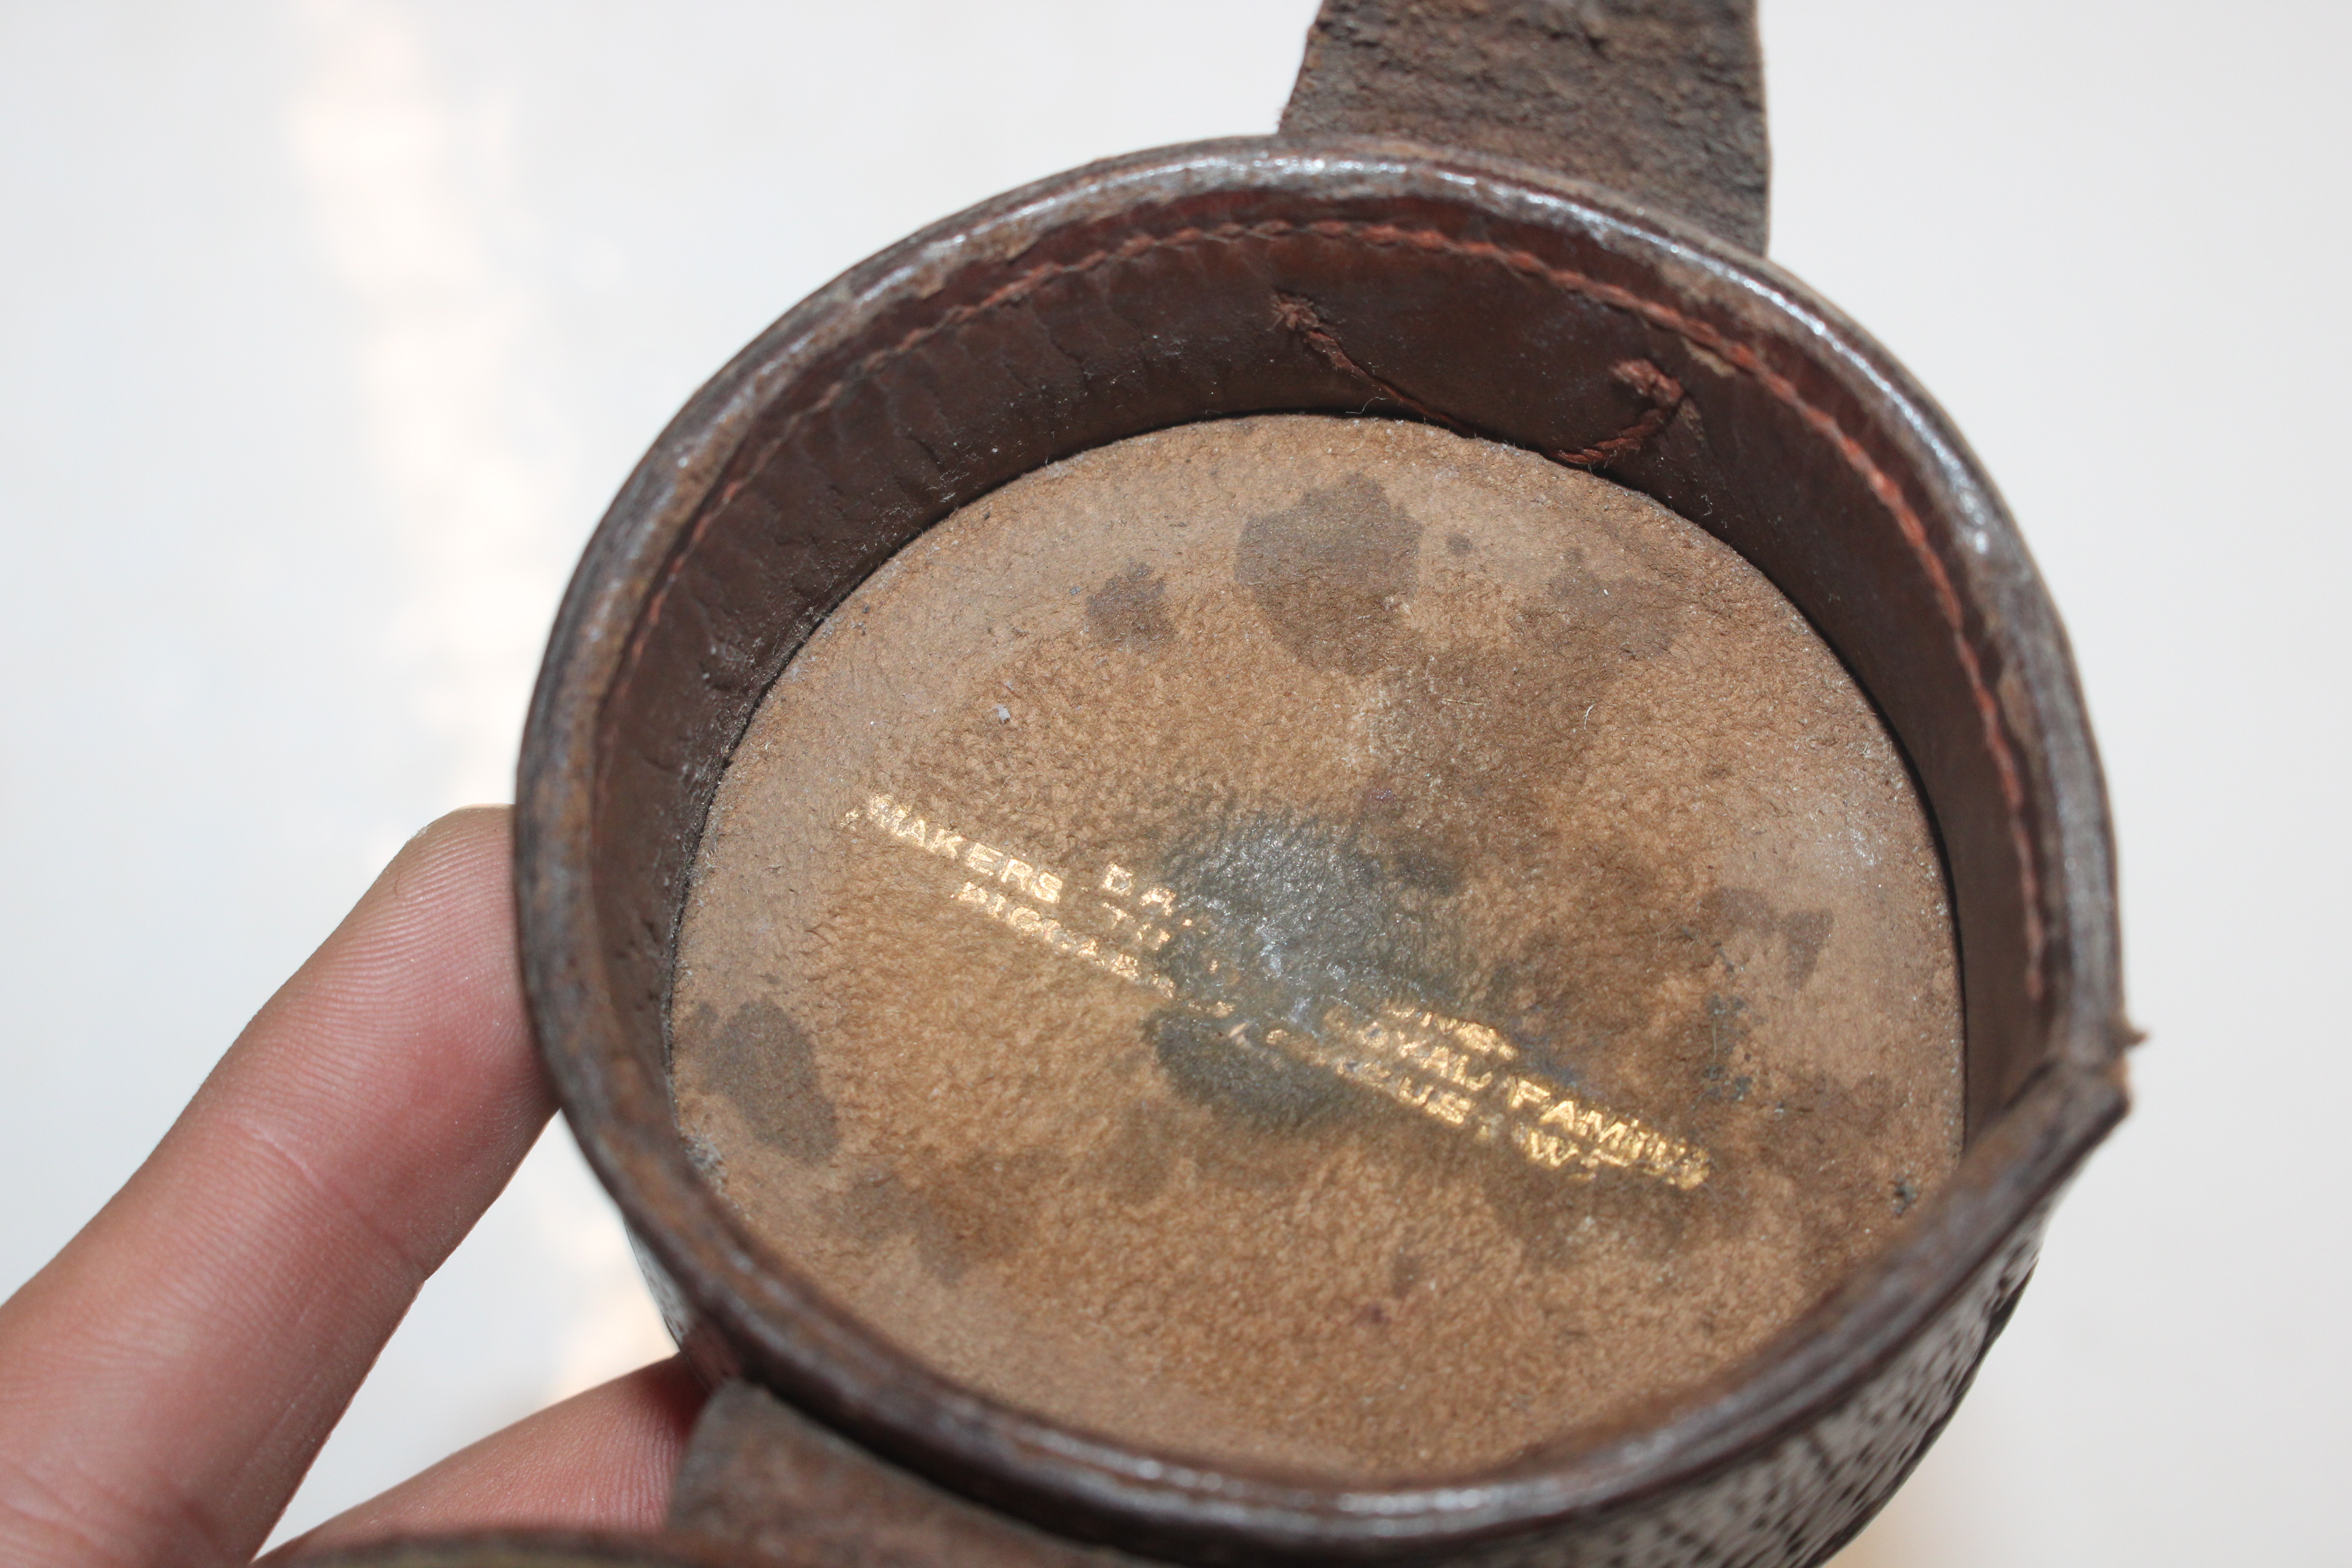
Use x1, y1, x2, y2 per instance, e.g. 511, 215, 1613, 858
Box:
669, 415, 1959, 1480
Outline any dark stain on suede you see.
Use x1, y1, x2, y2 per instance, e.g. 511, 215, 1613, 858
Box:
1086, 561, 1172, 652
695, 1000, 837, 1163
1236, 475, 1423, 676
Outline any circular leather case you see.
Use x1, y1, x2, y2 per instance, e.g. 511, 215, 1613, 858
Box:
512, 130, 2127, 1566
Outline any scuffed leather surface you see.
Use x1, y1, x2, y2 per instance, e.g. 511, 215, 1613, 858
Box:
1283, 0, 1769, 252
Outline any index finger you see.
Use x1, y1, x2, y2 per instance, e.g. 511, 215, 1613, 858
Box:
0, 808, 577, 1567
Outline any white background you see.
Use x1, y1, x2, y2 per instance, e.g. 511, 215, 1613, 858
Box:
2, 2, 2344, 1561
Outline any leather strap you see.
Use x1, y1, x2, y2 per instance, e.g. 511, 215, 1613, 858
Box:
1281, 0, 1770, 252
668, 1381, 1163, 1568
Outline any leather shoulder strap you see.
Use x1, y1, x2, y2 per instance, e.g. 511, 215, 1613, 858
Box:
1281, 0, 1770, 253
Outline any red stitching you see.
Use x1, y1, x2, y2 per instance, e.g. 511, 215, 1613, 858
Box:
1271, 292, 1684, 471
1552, 359, 1686, 469
612, 217, 2042, 995
1272, 290, 1470, 434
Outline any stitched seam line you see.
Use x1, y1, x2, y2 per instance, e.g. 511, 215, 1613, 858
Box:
1271, 290, 1684, 470
610, 217, 2043, 993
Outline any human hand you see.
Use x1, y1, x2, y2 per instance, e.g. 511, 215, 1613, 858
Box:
0, 808, 706, 1567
